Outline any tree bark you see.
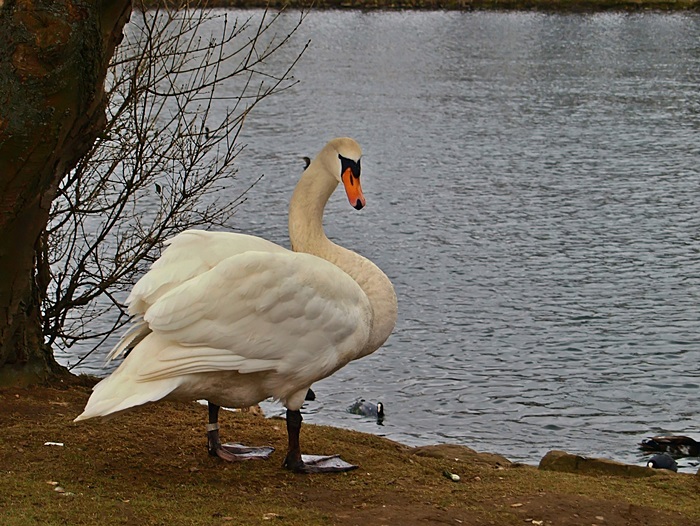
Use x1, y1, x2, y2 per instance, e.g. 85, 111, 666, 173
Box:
0, 0, 132, 386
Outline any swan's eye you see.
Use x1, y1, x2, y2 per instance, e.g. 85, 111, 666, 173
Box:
339, 154, 361, 179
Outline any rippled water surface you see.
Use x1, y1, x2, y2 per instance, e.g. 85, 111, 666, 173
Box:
67, 10, 700, 470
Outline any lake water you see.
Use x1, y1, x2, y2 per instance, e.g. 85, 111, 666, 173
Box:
64, 10, 700, 471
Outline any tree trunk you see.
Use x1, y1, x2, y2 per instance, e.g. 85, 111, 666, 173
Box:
0, 0, 132, 386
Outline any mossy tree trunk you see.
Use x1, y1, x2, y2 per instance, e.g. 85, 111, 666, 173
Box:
0, 0, 132, 386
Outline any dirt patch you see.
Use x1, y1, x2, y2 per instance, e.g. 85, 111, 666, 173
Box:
1, 379, 699, 525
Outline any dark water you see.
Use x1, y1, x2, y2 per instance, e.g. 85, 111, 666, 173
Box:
65, 11, 700, 471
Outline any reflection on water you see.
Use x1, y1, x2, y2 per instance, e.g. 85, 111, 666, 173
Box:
63, 11, 700, 471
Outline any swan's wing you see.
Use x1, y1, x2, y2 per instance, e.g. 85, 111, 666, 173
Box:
107, 230, 285, 362
135, 250, 371, 382
127, 229, 287, 315
136, 345, 280, 378
104, 317, 150, 362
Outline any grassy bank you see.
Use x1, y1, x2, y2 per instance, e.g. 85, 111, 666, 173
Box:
2, 378, 700, 525
172, 0, 700, 11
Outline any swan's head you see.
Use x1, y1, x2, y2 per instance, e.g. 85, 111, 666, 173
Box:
318, 137, 365, 210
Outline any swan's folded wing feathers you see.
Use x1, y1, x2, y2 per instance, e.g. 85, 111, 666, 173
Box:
104, 317, 150, 362
133, 250, 370, 381
127, 230, 288, 315
144, 251, 363, 337
137, 346, 279, 381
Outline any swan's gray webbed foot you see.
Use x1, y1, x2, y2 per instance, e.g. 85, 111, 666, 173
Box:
282, 408, 358, 473
207, 402, 274, 462
283, 452, 358, 473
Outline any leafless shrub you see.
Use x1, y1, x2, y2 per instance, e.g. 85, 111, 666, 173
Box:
42, 2, 307, 369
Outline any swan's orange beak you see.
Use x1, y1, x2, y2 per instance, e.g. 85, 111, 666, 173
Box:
342, 167, 365, 210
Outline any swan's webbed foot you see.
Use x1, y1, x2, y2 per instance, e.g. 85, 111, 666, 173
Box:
283, 408, 358, 474
210, 438, 274, 461
283, 452, 358, 473
207, 402, 274, 462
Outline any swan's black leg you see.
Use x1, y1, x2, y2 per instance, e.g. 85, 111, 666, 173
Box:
207, 402, 223, 455
206, 402, 274, 462
282, 408, 358, 474
282, 409, 305, 471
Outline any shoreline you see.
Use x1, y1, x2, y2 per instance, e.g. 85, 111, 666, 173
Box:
2, 380, 700, 525
151, 0, 700, 12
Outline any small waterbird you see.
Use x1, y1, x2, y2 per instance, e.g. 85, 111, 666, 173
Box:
347, 399, 385, 422
639, 435, 700, 458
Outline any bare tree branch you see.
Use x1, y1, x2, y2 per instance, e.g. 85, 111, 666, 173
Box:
42, 2, 308, 367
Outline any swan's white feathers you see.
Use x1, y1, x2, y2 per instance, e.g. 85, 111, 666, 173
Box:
137, 346, 280, 381
104, 317, 150, 362
127, 230, 286, 314
76, 138, 397, 423
75, 232, 372, 419
75, 375, 178, 421
141, 250, 367, 351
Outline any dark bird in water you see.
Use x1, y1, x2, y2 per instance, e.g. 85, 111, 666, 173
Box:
646, 453, 678, 472
302, 156, 312, 169
305, 388, 316, 401
639, 436, 700, 458
347, 399, 384, 423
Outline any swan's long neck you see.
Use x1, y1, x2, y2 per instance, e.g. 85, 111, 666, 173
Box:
289, 164, 397, 355
288, 165, 335, 253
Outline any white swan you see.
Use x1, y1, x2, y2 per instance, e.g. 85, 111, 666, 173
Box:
75, 137, 398, 473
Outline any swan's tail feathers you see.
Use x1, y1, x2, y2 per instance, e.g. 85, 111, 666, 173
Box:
73, 374, 178, 422
104, 317, 151, 363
